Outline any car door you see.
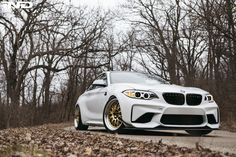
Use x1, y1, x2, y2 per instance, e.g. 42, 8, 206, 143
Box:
84, 73, 108, 122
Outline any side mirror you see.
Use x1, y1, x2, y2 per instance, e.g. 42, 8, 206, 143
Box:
92, 79, 107, 87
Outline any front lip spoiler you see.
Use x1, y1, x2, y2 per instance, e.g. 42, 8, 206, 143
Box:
154, 126, 217, 130
121, 119, 133, 127
124, 126, 218, 130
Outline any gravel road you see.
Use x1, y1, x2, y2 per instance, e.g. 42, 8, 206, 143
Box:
65, 126, 236, 154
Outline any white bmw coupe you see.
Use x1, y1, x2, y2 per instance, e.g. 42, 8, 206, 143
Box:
74, 71, 220, 135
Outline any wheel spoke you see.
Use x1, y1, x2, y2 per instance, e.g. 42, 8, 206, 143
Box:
107, 101, 122, 128
75, 108, 80, 122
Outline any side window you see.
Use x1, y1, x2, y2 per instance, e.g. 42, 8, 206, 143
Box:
87, 73, 107, 91
97, 73, 107, 84
87, 84, 95, 91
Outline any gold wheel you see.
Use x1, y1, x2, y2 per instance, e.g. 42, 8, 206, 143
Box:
75, 109, 80, 121
104, 98, 123, 132
74, 106, 88, 130
108, 102, 122, 127
74, 107, 80, 128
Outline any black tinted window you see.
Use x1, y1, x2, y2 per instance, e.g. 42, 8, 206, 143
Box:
87, 84, 104, 91
97, 73, 107, 84
87, 73, 107, 91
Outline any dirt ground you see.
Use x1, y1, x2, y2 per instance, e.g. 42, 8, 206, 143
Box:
0, 123, 235, 157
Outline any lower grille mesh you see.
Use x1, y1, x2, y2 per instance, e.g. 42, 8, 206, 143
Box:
160, 114, 204, 125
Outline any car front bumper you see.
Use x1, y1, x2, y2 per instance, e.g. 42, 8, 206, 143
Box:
117, 94, 220, 130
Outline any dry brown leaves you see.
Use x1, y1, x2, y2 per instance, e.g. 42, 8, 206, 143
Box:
0, 124, 234, 157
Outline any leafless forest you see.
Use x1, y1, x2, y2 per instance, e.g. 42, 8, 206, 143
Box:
0, 0, 235, 130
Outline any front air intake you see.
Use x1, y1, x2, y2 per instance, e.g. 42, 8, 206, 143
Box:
132, 113, 154, 123
162, 93, 185, 105
160, 114, 204, 125
207, 114, 217, 124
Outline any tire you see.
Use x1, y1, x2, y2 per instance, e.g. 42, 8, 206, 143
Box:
103, 98, 123, 133
74, 106, 88, 130
185, 130, 212, 136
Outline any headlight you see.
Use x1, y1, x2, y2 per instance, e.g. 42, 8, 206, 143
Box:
205, 94, 214, 102
123, 89, 158, 100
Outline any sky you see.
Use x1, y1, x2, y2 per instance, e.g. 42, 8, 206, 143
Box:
65, 0, 131, 33
0, 0, 127, 11
67, 0, 126, 8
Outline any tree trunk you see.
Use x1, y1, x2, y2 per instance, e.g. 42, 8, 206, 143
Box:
43, 69, 52, 120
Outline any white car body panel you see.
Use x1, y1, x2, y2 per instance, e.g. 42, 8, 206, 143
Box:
76, 71, 220, 130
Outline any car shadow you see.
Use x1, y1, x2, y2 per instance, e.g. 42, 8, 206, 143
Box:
88, 128, 219, 137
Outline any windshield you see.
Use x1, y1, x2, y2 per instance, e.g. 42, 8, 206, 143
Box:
110, 72, 168, 85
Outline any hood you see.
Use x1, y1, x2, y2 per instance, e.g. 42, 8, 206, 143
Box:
112, 83, 208, 94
